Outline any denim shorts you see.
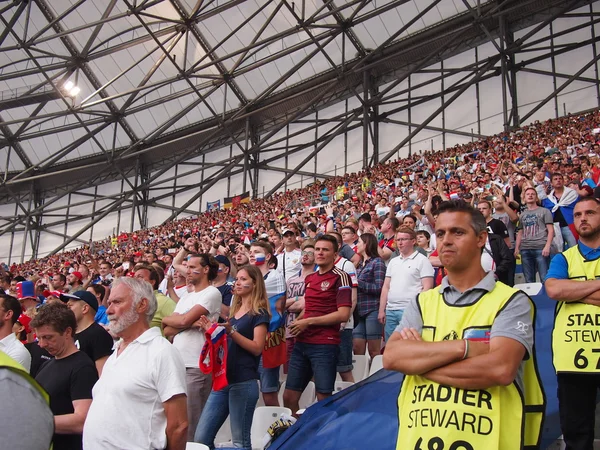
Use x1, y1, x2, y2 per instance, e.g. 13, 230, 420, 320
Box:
258, 356, 280, 393
286, 341, 338, 394
337, 329, 354, 373
353, 310, 383, 341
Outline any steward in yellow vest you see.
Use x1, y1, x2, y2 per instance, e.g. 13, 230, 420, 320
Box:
0, 350, 54, 449
546, 196, 600, 449
384, 200, 545, 450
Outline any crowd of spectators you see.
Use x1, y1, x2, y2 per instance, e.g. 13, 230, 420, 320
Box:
2, 107, 600, 449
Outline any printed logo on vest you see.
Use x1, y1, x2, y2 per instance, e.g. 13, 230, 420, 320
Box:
442, 331, 458, 341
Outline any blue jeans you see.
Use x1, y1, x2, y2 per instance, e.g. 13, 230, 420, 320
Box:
385, 309, 404, 342
353, 310, 383, 341
520, 248, 550, 283
286, 341, 338, 394
337, 329, 354, 373
561, 226, 577, 250
194, 379, 259, 449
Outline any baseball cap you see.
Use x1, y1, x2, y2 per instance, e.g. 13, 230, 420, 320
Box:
16, 281, 36, 300
214, 255, 231, 269
16, 314, 31, 334
43, 290, 65, 300
72, 271, 83, 281
60, 290, 98, 311
282, 228, 295, 236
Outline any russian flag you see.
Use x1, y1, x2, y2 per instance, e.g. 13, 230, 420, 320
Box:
255, 253, 266, 265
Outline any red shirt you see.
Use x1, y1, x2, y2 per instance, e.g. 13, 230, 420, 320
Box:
378, 237, 395, 251
298, 268, 352, 345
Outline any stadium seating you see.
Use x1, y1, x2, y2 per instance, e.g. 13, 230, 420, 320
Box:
251, 406, 292, 450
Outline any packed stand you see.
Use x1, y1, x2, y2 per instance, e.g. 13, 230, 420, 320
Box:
1, 108, 600, 450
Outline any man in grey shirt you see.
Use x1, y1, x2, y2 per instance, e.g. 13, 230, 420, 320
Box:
514, 186, 554, 283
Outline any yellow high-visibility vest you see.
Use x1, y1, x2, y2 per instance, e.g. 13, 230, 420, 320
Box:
552, 245, 600, 373
397, 282, 545, 450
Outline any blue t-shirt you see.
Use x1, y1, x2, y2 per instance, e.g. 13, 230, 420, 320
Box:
94, 306, 109, 326
216, 283, 233, 307
227, 309, 270, 384
546, 241, 600, 281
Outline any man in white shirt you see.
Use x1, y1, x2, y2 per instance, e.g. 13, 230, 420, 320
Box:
277, 228, 302, 282
83, 277, 188, 450
379, 227, 434, 341
162, 252, 222, 441
0, 294, 31, 372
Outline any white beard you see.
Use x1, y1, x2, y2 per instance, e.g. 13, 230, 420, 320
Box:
108, 307, 139, 335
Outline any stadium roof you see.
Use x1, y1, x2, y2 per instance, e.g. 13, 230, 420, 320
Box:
0, 0, 594, 200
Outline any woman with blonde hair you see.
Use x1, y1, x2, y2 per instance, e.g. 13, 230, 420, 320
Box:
194, 264, 271, 450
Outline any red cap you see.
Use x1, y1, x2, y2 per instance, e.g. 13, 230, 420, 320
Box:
17, 314, 31, 334
43, 290, 63, 299
134, 251, 142, 256
72, 271, 83, 281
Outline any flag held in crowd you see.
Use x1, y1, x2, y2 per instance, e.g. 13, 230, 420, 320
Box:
206, 200, 221, 211
223, 191, 250, 209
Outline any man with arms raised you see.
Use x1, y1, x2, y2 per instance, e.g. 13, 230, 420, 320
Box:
546, 197, 600, 449
83, 277, 188, 450
283, 235, 352, 416
384, 200, 544, 450
162, 251, 222, 441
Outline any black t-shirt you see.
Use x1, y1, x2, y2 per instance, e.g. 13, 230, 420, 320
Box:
227, 309, 270, 384
486, 218, 509, 239
554, 206, 569, 227
74, 322, 114, 363
35, 351, 98, 450
25, 341, 52, 378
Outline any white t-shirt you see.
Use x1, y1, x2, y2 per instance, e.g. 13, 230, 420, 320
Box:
385, 251, 434, 310
334, 257, 358, 330
172, 286, 222, 367
376, 205, 391, 217
276, 249, 302, 282
0, 333, 31, 372
82, 327, 187, 450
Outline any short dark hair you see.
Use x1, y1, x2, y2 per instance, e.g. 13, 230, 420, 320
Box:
88, 284, 106, 302
359, 213, 371, 223
436, 200, 487, 235
416, 230, 431, 241
327, 231, 343, 246
403, 214, 417, 223
315, 234, 339, 253
134, 264, 161, 289
0, 294, 21, 326
306, 223, 317, 233
31, 302, 77, 335
342, 226, 356, 235
550, 172, 564, 180
188, 253, 219, 282
387, 217, 400, 230
250, 241, 274, 258
54, 273, 67, 284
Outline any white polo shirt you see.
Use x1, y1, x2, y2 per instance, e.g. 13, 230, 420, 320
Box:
83, 327, 186, 450
172, 286, 222, 368
0, 333, 31, 372
385, 250, 434, 310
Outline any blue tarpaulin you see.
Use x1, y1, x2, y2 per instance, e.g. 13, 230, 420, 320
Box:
269, 285, 561, 450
